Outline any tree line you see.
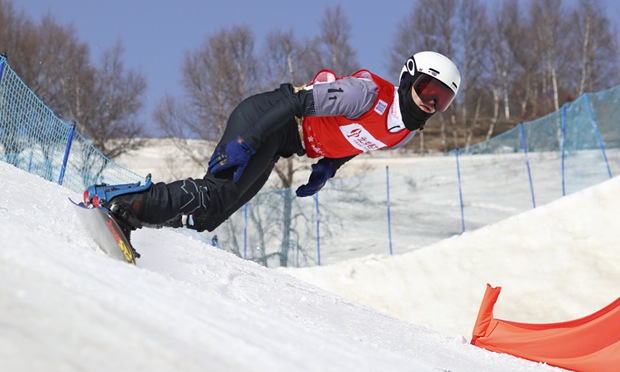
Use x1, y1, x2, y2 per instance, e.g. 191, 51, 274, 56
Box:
1, 0, 618, 161
396, 0, 620, 152
0, 0, 146, 160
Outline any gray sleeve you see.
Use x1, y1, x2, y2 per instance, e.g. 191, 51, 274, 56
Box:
311, 77, 378, 119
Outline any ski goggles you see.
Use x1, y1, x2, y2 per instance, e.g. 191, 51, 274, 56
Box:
412, 74, 456, 112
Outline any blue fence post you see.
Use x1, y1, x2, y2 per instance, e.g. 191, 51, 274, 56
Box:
560, 104, 567, 196
583, 93, 613, 179
315, 193, 321, 266
455, 148, 465, 233
518, 122, 536, 209
58, 122, 77, 186
0, 55, 6, 84
243, 203, 248, 259
386, 166, 393, 255
28, 150, 34, 173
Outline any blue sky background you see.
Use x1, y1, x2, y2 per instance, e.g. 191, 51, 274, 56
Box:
15, 0, 620, 137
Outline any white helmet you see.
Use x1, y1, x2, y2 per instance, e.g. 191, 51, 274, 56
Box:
399, 51, 461, 111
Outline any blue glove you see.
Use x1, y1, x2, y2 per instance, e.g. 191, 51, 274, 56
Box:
296, 159, 335, 197
208, 136, 256, 183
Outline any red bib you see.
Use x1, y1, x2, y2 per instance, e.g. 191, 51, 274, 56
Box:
302, 70, 411, 158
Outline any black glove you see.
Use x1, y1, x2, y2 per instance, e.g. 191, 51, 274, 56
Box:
208, 136, 255, 183
296, 158, 335, 197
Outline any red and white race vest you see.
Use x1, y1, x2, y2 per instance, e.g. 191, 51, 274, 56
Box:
302, 69, 411, 158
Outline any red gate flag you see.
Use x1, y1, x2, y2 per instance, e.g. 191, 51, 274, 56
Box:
471, 284, 620, 371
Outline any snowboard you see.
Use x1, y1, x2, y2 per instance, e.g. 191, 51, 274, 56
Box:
70, 199, 137, 264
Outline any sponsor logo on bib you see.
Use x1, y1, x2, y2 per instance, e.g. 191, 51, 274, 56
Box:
339, 124, 386, 152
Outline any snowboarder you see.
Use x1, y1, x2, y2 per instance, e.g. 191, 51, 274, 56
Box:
84, 51, 461, 245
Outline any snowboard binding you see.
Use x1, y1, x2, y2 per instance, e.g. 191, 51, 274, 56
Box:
83, 174, 153, 210
82, 174, 153, 258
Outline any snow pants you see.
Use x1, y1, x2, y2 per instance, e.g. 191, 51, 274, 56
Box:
128, 85, 305, 232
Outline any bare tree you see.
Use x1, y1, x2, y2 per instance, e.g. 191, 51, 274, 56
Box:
263, 29, 316, 88
0, 1, 37, 165
389, 0, 459, 152
498, 2, 539, 122
570, 0, 620, 96
484, 1, 528, 139
0, 3, 147, 162
0, 1, 40, 86
80, 43, 147, 158
155, 25, 260, 167
530, 0, 570, 114
457, 0, 489, 148
184, 25, 260, 139
310, 5, 360, 74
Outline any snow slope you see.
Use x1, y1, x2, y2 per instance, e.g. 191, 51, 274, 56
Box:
0, 161, 564, 371
284, 174, 620, 337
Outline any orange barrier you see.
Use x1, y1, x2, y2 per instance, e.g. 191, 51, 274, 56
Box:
471, 284, 620, 371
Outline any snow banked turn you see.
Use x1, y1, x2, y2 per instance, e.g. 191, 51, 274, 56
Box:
0, 162, 572, 371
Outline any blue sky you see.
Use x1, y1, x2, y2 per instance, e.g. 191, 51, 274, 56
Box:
15, 0, 620, 137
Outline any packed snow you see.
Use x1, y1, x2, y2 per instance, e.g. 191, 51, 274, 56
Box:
3, 154, 618, 371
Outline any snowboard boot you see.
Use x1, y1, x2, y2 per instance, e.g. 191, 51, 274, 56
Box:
83, 175, 153, 258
